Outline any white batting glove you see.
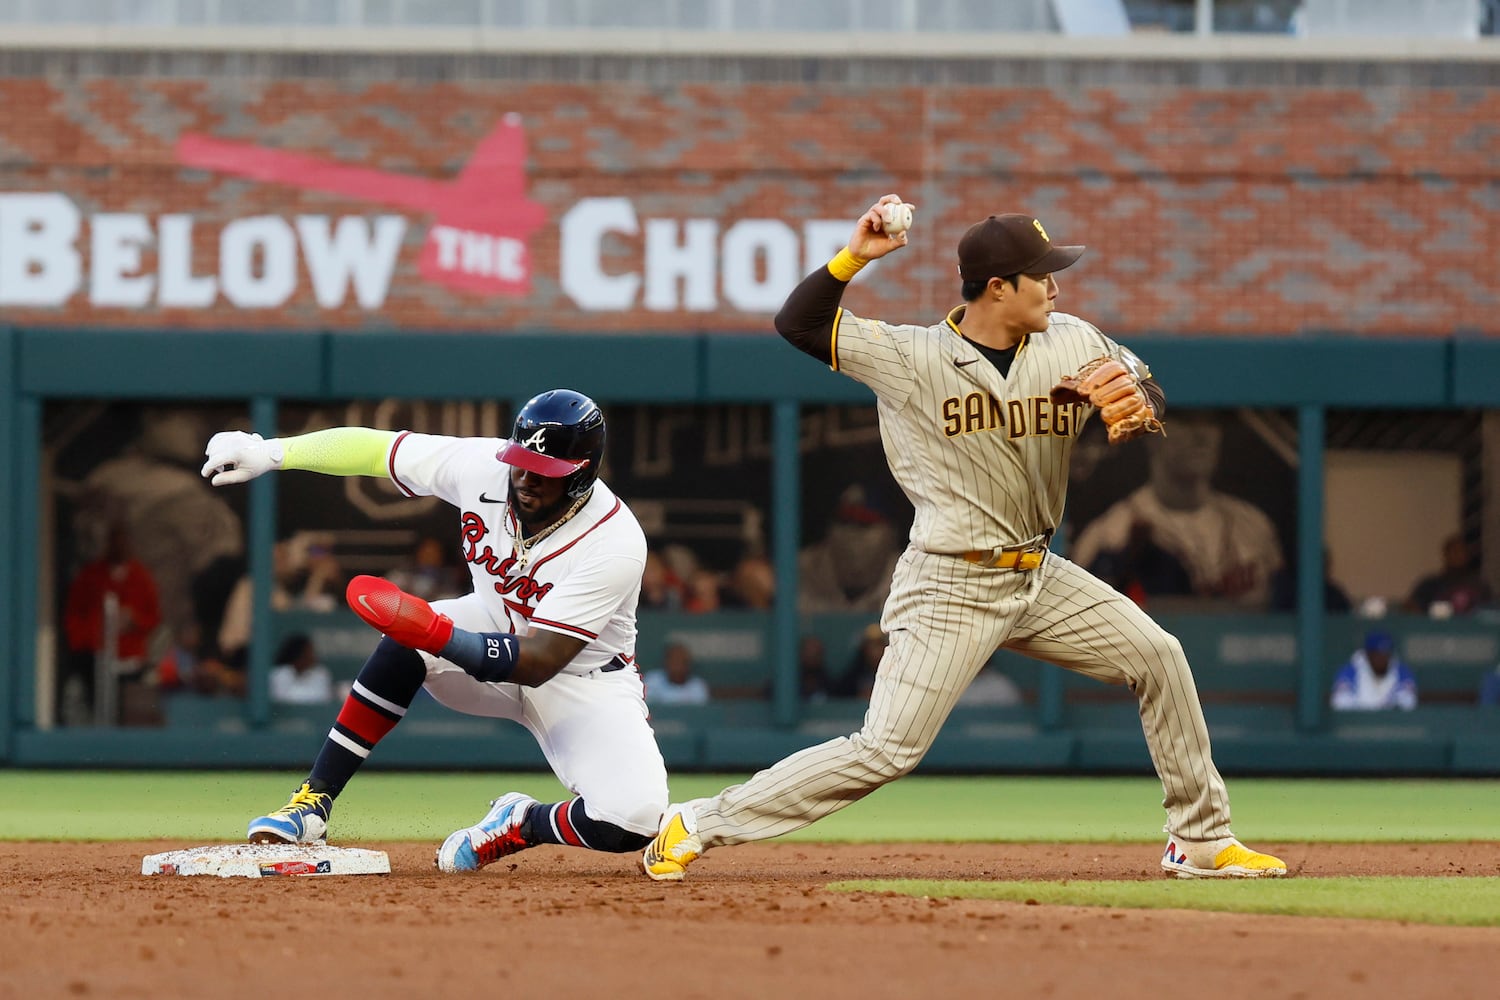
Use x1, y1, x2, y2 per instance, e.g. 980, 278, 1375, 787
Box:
201, 431, 285, 486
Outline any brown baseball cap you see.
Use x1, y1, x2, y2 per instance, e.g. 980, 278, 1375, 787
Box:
957, 214, 1085, 282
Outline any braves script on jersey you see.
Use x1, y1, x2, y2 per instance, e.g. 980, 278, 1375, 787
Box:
386, 431, 665, 834
388, 432, 647, 676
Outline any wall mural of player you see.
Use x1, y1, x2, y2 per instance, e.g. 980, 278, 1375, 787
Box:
1065, 409, 1295, 612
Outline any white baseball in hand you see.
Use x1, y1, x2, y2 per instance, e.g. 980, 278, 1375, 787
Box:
880, 202, 914, 236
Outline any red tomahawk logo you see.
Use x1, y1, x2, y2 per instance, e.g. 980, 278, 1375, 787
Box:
175, 113, 546, 297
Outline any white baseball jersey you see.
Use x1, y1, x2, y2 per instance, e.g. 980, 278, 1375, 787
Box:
388, 432, 647, 676
383, 431, 664, 836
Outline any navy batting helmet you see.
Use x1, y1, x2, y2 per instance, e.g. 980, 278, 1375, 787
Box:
497, 389, 606, 499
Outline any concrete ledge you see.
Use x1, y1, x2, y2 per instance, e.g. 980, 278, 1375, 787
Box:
3, 25, 1498, 63
922, 732, 1075, 772
6, 722, 1475, 775
1451, 737, 1500, 775
698, 726, 1074, 773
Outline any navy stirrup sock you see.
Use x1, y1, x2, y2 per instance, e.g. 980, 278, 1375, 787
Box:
308, 638, 425, 797
523, 798, 652, 853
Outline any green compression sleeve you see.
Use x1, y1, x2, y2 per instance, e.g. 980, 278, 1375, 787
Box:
279, 427, 398, 477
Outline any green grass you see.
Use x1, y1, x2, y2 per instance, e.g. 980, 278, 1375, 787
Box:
1, 771, 1498, 842
829, 876, 1500, 927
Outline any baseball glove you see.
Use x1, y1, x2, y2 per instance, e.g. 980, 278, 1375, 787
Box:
1049, 355, 1163, 445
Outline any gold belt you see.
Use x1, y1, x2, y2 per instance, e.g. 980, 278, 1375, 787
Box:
960, 549, 1045, 571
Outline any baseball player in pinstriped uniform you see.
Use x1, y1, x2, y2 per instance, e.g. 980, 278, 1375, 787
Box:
644, 195, 1287, 881
203, 389, 669, 871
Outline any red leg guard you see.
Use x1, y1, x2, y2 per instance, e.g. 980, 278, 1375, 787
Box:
345, 575, 455, 653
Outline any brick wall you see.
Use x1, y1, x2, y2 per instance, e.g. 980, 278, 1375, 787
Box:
1, 78, 1496, 336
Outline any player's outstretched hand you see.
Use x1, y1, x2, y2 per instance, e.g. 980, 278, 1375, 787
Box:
201, 430, 284, 486
847, 193, 916, 260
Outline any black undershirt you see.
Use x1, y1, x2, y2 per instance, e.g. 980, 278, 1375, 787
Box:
969, 339, 1022, 378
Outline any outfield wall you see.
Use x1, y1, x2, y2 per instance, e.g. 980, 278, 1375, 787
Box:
2, 328, 1498, 774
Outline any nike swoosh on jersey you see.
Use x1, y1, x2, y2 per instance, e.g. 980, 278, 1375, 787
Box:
954, 358, 980, 368
478, 492, 504, 503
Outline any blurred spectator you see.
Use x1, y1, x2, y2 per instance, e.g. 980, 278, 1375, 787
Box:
1330, 629, 1417, 712
1480, 664, 1500, 707
1403, 534, 1493, 617
639, 548, 687, 610
958, 663, 1024, 707
269, 634, 335, 705
799, 484, 901, 614
218, 534, 346, 669
295, 537, 346, 612
154, 621, 202, 692
156, 620, 240, 697
659, 544, 703, 589
798, 635, 834, 702
386, 536, 466, 603
724, 553, 776, 610
684, 568, 725, 614
1072, 413, 1284, 609
60, 521, 163, 726
643, 642, 710, 706
835, 622, 887, 700
1087, 519, 1193, 607
1270, 548, 1353, 613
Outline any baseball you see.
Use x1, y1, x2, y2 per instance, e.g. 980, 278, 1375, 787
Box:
880, 201, 913, 236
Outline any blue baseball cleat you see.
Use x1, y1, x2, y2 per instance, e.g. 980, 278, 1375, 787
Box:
247, 781, 334, 844
435, 792, 538, 872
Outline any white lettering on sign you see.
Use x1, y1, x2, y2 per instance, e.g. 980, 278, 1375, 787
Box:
721, 219, 800, 313
645, 218, 717, 312
560, 197, 640, 310
1218, 632, 1297, 666
298, 216, 407, 309
158, 214, 217, 307
0, 193, 82, 306
221, 216, 298, 308
560, 197, 868, 313
90, 213, 155, 307
1, 191, 859, 316
0, 194, 407, 310
430, 225, 526, 282
1404, 634, 1498, 665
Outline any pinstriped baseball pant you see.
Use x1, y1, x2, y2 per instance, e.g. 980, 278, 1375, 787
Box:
691, 548, 1233, 848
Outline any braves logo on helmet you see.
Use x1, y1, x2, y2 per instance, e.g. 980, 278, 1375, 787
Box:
496, 389, 607, 499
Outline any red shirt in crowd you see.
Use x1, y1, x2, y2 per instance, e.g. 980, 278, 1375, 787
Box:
63, 558, 162, 661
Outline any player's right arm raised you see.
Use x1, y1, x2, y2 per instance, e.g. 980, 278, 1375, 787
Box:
774, 193, 912, 365
201, 427, 397, 485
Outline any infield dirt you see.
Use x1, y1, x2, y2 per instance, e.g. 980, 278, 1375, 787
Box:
3, 841, 1498, 999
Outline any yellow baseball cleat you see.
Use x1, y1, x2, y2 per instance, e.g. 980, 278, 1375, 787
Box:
1161, 837, 1287, 879
642, 805, 702, 882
